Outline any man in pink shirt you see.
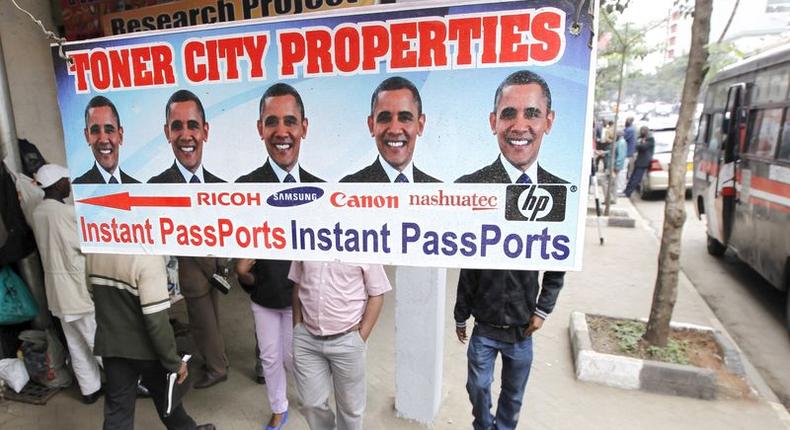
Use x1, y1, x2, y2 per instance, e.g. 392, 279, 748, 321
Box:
289, 261, 391, 430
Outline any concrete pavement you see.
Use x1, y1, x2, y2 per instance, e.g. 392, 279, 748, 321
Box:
2, 193, 789, 429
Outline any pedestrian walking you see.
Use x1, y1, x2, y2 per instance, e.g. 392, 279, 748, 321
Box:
290, 261, 391, 430
624, 126, 655, 197
31, 164, 103, 404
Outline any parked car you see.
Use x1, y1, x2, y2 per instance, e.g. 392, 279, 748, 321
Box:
639, 128, 694, 198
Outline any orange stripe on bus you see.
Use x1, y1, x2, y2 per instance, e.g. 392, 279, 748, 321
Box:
750, 176, 790, 197
750, 196, 790, 212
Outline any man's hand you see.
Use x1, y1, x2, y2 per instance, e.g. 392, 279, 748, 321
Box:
359, 325, 370, 342
235, 258, 255, 275
176, 361, 188, 384
236, 259, 256, 286
456, 326, 467, 344
524, 315, 545, 337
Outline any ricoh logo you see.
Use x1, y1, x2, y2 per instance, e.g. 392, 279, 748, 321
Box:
267, 186, 324, 207
505, 185, 566, 222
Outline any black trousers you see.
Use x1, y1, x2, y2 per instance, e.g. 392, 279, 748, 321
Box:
103, 357, 196, 430
624, 166, 648, 196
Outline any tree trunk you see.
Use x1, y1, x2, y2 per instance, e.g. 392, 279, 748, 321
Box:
643, 0, 712, 347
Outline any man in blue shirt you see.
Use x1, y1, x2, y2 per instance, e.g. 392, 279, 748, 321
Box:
623, 117, 637, 178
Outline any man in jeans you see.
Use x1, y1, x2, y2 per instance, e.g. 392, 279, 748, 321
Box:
455, 269, 564, 430
289, 262, 391, 430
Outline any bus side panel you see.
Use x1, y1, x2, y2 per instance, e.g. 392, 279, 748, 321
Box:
747, 161, 790, 291
693, 112, 727, 244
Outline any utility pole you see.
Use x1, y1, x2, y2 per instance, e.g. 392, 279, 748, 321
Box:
0, 34, 51, 329
604, 22, 627, 216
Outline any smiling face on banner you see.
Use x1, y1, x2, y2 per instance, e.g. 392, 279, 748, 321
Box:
491, 83, 555, 172
164, 100, 209, 173
258, 94, 308, 172
84, 105, 123, 173
368, 88, 425, 172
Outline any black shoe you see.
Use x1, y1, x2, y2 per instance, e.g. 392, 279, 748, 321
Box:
196, 424, 216, 430
136, 383, 151, 398
256, 375, 266, 385
194, 372, 228, 389
82, 388, 103, 404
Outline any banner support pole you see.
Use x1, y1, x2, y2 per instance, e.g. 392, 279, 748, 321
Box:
395, 266, 446, 424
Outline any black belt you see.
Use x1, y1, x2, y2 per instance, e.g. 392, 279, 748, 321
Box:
476, 321, 522, 330
309, 324, 359, 340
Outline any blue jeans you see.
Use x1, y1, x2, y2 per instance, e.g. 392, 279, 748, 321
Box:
466, 334, 533, 430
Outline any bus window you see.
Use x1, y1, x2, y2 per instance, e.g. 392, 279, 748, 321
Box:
715, 80, 735, 107
753, 71, 770, 103
753, 66, 789, 104
696, 114, 709, 145
768, 66, 789, 102
778, 109, 790, 161
705, 84, 716, 108
747, 108, 783, 158
710, 113, 723, 151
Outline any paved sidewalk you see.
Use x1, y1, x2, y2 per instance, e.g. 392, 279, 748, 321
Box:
2, 196, 789, 429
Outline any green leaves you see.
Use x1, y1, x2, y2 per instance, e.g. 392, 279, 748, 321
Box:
612, 319, 690, 365
600, 0, 632, 14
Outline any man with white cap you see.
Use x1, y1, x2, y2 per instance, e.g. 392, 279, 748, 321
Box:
31, 164, 103, 404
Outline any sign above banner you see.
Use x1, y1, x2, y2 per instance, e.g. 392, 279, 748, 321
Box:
101, 0, 376, 36
52, 0, 596, 271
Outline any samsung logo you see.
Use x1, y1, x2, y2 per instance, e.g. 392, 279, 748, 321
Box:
267, 186, 324, 207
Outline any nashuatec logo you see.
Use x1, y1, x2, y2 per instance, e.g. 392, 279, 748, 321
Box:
505, 185, 567, 221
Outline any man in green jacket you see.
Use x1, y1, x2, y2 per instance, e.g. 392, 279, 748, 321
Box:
87, 253, 215, 430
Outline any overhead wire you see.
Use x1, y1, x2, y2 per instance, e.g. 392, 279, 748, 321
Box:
9, 0, 70, 64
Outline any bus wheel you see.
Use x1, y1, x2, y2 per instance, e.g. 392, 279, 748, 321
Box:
706, 234, 726, 257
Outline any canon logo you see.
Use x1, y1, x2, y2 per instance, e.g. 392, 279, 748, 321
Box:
330, 192, 399, 208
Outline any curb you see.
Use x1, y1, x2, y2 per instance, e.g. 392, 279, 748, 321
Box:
622, 197, 790, 418
586, 206, 635, 228
569, 311, 754, 400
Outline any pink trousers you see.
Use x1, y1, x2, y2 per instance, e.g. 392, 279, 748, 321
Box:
250, 302, 293, 414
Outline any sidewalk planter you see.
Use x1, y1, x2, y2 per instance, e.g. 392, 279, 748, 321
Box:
569, 311, 753, 400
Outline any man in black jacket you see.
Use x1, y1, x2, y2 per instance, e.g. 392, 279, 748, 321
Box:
454, 70, 565, 430
455, 270, 564, 430
624, 125, 655, 197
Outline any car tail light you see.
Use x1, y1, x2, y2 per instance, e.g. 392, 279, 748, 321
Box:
649, 159, 662, 172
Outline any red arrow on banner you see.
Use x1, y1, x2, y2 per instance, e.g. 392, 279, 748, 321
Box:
76, 192, 192, 211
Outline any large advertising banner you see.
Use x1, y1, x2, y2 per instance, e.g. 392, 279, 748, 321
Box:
52, 0, 596, 271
